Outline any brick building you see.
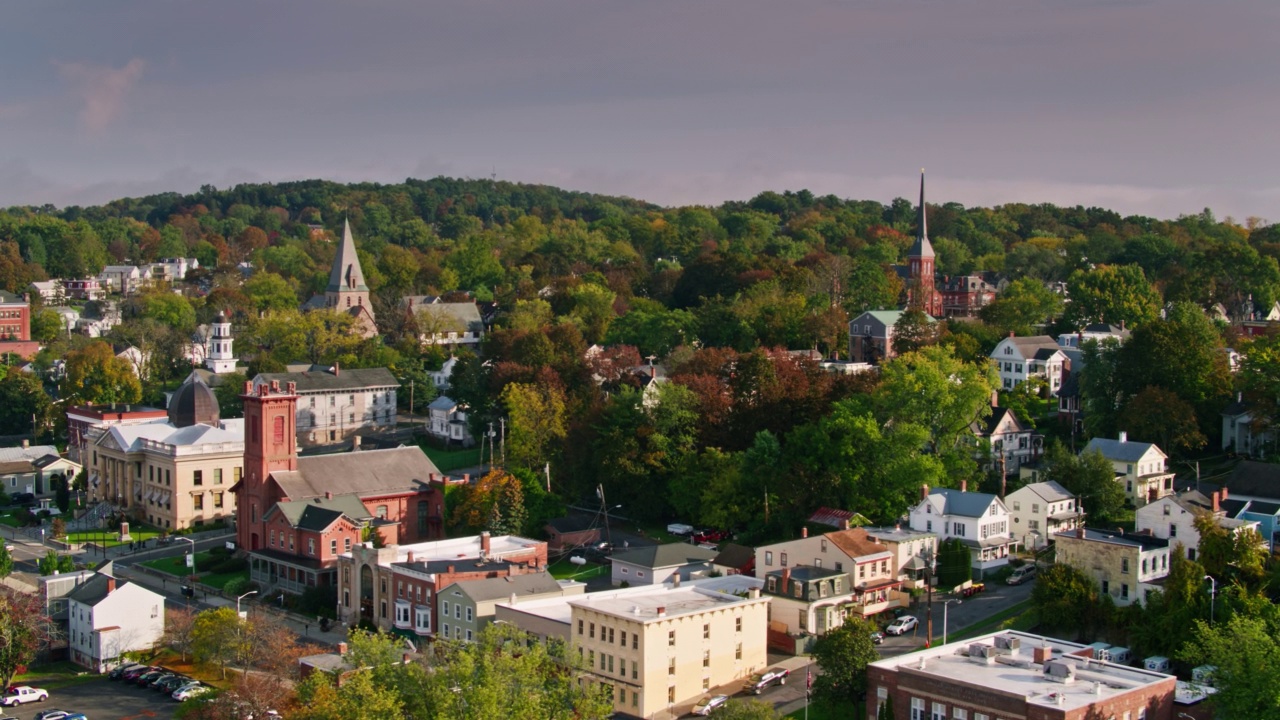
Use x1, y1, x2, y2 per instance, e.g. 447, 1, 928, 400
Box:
0, 290, 39, 359
866, 631, 1177, 720
66, 403, 168, 464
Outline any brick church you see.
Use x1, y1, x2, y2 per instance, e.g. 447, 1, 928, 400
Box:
231, 380, 459, 592
901, 172, 996, 318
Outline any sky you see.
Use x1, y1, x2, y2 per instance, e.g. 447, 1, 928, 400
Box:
1, 0, 1277, 221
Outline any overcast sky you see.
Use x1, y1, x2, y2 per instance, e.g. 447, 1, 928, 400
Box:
1, 0, 1277, 221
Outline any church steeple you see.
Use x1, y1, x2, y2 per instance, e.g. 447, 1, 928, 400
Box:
909, 169, 935, 259
322, 219, 377, 336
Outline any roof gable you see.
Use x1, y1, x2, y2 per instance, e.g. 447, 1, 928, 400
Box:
929, 488, 1001, 518
269, 446, 441, 500
610, 543, 719, 569
1082, 437, 1165, 464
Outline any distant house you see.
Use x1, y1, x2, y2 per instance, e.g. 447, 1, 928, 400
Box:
1055, 527, 1169, 607
1221, 393, 1274, 458
971, 400, 1039, 473
63, 278, 105, 301
426, 396, 474, 447
150, 257, 199, 284
712, 542, 756, 576
543, 516, 601, 552
252, 366, 399, 447
98, 265, 150, 295
1082, 432, 1175, 508
1005, 481, 1081, 550
609, 543, 719, 587
1135, 489, 1260, 561
1218, 461, 1280, 550
939, 274, 996, 318
807, 507, 871, 530
862, 526, 937, 590
1057, 323, 1130, 348
428, 356, 458, 391
756, 527, 908, 619
908, 484, 1016, 573
403, 298, 485, 348
438, 572, 584, 642
29, 280, 65, 304
0, 444, 80, 499
847, 310, 936, 365
989, 335, 1068, 396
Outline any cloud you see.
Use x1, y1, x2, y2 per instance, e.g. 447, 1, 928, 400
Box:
55, 57, 146, 134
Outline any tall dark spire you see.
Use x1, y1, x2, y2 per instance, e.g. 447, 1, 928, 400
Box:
909, 168, 935, 259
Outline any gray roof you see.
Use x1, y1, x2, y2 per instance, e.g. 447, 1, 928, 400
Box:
450, 572, 563, 603
1018, 481, 1075, 503
1057, 528, 1170, 550
65, 574, 121, 607
254, 366, 398, 392
408, 302, 484, 332
326, 220, 369, 293
610, 543, 719, 570
265, 494, 372, 532
427, 395, 459, 411
930, 488, 999, 518
764, 566, 847, 583
270, 446, 442, 501
1001, 336, 1062, 358
1224, 461, 1280, 501
848, 309, 937, 331
1082, 437, 1164, 463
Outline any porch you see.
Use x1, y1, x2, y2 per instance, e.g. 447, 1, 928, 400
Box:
249, 549, 335, 595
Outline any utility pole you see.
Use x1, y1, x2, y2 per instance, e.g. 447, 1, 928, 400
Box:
499, 418, 506, 468
409, 379, 414, 420
598, 484, 613, 550
924, 544, 936, 647
487, 422, 496, 471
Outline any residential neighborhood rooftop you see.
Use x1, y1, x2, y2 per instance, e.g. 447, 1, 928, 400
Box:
609, 542, 719, 570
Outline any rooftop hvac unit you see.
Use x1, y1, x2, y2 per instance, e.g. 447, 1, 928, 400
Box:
994, 635, 1022, 652
1043, 659, 1077, 684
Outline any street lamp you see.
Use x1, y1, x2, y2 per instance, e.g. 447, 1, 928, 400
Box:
237, 590, 258, 618
1204, 575, 1216, 624
176, 536, 196, 604
943, 598, 962, 645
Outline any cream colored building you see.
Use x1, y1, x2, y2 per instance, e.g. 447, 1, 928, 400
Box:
497, 575, 769, 718
87, 380, 241, 531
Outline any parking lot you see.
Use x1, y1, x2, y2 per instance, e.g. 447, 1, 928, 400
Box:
2, 678, 180, 720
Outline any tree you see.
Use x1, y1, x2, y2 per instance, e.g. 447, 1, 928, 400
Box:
243, 271, 299, 312
37, 550, 75, 576
29, 307, 63, 343
0, 589, 52, 690
979, 277, 1064, 333
1195, 512, 1268, 588
1117, 386, 1207, 453
191, 606, 247, 679
1041, 443, 1126, 524
0, 544, 12, 579
874, 345, 996, 455
137, 291, 197, 332
1064, 264, 1161, 328
1031, 564, 1105, 642
891, 308, 939, 355
0, 365, 52, 436
50, 517, 65, 539
295, 669, 404, 720
60, 341, 142, 405
162, 606, 197, 662
450, 469, 528, 536
935, 538, 971, 589
419, 622, 613, 720
717, 699, 784, 720
811, 618, 880, 706
1180, 615, 1280, 718
500, 381, 567, 471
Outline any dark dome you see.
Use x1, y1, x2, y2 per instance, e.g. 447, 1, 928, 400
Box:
213, 312, 228, 324
168, 378, 221, 428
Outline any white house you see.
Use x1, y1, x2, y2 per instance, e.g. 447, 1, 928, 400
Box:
150, 258, 199, 283
66, 569, 165, 672
989, 335, 1068, 396
1222, 394, 1273, 458
971, 403, 1039, 473
1082, 432, 1175, 508
403, 299, 485, 348
98, 265, 151, 295
1056, 323, 1130, 348
429, 356, 458, 391
1005, 481, 1081, 550
908, 485, 1016, 573
609, 543, 719, 587
426, 396, 474, 447
30, 280, 66, 304
1135, 489, 1260, 561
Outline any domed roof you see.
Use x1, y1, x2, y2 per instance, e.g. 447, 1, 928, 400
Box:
213, 312, 228, 324
168, 378, 221, 428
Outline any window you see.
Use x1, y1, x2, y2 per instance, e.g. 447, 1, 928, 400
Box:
213, 492, 223, 508
193, 470, 203, 486
669, 658, 676, 675
345, 537, 352, 551
454, 604, 461, 619
1121, 558, 1129, 574
736, 617, 742, 632
780, 552, 788, 567
633, 633, 638, 650
590, 622, 595, 639
820, 538, 828, 552
954, 522, 966, 537
330, 539, 337, 554
1169, 524, 1177, 537
620, 630, 627, 646
668, 687, 676, 704
735, 642, 742, 659
234, 467, 242, 483
702, 677, 710, 691
214, 468, 223, 484
578, 620, 584, 635
703, 623, 710, 639
1013, 501, 1020, 511
441, 601, 449, 618
1121, 584, 1129, 600
192, 494, 203, 510
308, 538, 315, 556
443, 623, 450, 637
668, 630, 676, 646
1032, 504, 1039, 514
932, 703, 947, 720
911, 698, 926, 720
953, 710, 967, 720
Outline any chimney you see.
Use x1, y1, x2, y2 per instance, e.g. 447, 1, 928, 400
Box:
1118, 431, 1128, 443
480, 531, 491, 555
1077, 527, 1085, 539
960, 479, 968, 493
407, 551, 415, 563
748, 587, 760, 599
991, 389, 1000, 408
287, 381, 296, 394
1120, 320, 1126, 331
352, 436, 362, 451
650, 365, 656, 379
337, 642, 348, 656
1009, 331, 1015, 338
463, 473, 470, 484
448, 564, 455, 574
106, 576, 116, 593
1221, 487, 1229, 502
333, 362, 340, 377
325, 491, 333, 500
271, 379, 280, 392
672, 574, 681, 588
21, 439, 28, 449
1034, 645, 1052, 664
801, 527, 808, 539
1212, 491, 1220, 513
894, 523, 901, 531
657, 606, 666, 617
781, 567, 791, 589
921, 484, 930, 501
244, 380, 253, 394
839, 518, 850, 531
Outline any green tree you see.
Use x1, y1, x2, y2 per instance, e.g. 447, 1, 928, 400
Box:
1180, 615, 1280, 718
138, 291, 197, 332
191, 606, 248, 679
935, 538, 972, 589
60, 341, 142, 405
717, 699, 784, 720
0, 590, 51, 690
37, 550, 75, 575
295, 669, 405, 720
980, 277, 1064, 333
420, 622, 613, 720
1041, 443, 1126, 524
0, 543, 12, 579
1031, 563, 1105, 642
811, 618, 880, 706
29, 307, 63, 343
1117, 386, 1207, 453
874, 345, 996, 455
1064, 264, 1161, 328
450, 469, 528, 536
0, 365, 53, 436
500, 382, 567, 471
567, 282, 617, 344
890, 308, 939, 355
243, 271, 299, 312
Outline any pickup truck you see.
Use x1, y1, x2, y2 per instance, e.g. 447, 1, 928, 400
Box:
743, 667, 790, 694
1, 686, 49, 706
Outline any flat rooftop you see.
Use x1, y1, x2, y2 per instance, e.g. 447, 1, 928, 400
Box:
499, 575, 764, 626
869, 631, 1174, 713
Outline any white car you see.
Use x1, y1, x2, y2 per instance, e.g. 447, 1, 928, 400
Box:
691, 695, 730, 716
885, 615, 919, 636
1, 686, 49, 706
172, 683, 213, 701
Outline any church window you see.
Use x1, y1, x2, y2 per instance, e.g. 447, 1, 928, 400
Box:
347, 297, 351, 307
273, 416, 285, 443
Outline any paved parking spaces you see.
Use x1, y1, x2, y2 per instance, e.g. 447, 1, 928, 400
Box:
2, 678, 180, 720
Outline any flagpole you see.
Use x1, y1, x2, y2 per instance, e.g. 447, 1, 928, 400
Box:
805, 667, 810, 720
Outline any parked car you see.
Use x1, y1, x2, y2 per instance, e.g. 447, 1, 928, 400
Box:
147, 673, 181, 690
743, 667, 790, 694
691, 695, 730, 716
172, 683, 213, 702
155, 675, 191, 693
692, 529, 730, 544
135, 670, 169, 686
1, 686, 49, 706
32, 711, 70, 720
667, 523, 695, 536
885, 615, 919, 636
108, 662, 145, 680
1006, 565, 1037, 585
870, 630, 885, 645
121, 665, 156, 682
9, 493, 35, 507
61, 714, 87, 720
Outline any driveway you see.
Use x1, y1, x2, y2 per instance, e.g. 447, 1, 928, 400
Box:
1, 677, 179, 720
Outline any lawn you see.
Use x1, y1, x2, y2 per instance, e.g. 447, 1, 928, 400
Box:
422, 445, 484, 473
65, 525, 164, 547
0, 511, 21, 527
547, 556, 608, 581
141, 550, 248, 590
13, 660, 98, 690
786, 700, 849, 720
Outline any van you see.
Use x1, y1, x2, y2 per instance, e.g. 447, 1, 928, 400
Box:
1144, 656, 1170, 673
1191, 665, 1217, 687
1006, 564, 1037, 585
1106, 647, 1131, 665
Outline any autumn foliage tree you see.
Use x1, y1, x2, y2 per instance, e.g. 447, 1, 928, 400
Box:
60, 340, 142, 406
450, 469, 528, 536
0, 589, 53, 689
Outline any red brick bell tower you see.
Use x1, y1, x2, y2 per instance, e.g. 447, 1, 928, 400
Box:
235, 380, 298, 552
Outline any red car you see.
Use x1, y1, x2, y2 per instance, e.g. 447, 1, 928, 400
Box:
692, 529, 730, 544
